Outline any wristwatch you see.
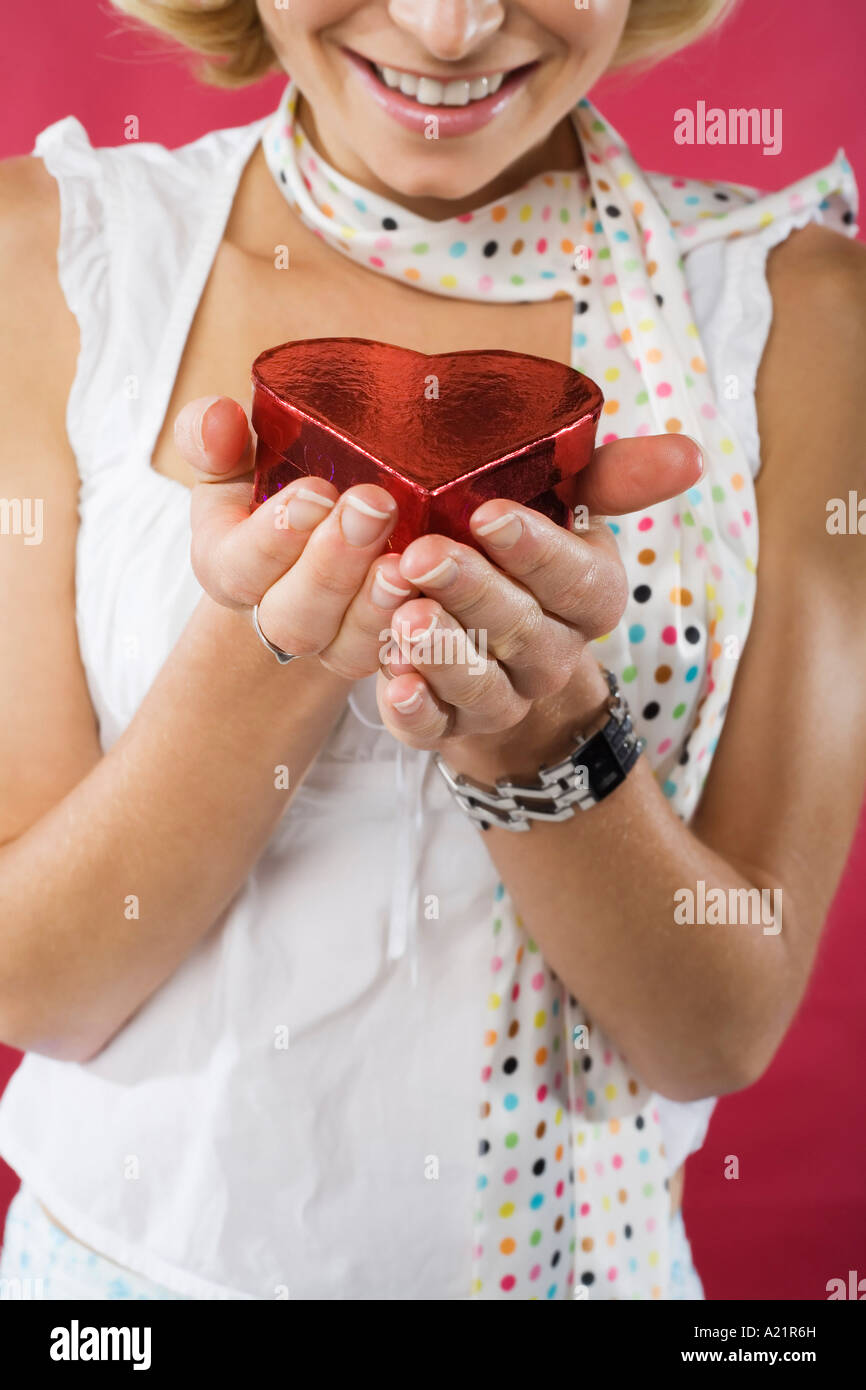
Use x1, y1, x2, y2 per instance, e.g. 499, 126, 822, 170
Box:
434, 667, 645, 832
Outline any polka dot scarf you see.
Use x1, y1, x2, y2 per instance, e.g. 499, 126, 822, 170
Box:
262, 81, 857, 1298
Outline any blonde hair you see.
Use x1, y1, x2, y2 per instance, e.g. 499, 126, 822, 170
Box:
110, 0, 738, 89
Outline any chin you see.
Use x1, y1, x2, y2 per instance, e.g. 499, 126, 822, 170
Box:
363, 147, 509, 204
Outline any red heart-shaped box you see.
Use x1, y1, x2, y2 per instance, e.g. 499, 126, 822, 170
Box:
250, 338, 603, 551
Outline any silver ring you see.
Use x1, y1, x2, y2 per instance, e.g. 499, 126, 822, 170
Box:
252, 603, 298, 666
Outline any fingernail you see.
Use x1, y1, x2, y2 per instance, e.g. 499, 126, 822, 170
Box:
393, 689, 424, 714
174, 396, 220, 459
475, 512, 523, 549
392, 612, 438, 661
684, 436, 706, 477
407, 613, 438, 642
371, 570, 413, 608
340, 494, 394, 547
283, 488, 335, 532
404, 557, 457, 587
195, 396, 222, 453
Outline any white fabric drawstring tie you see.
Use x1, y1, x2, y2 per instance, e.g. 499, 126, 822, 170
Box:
347, 688, 430, 985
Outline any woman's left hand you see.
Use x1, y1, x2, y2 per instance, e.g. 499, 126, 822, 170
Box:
378, 432, 703, 771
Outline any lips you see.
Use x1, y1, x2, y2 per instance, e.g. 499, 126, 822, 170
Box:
250, 338, 603, 550
342, 48, 537, 138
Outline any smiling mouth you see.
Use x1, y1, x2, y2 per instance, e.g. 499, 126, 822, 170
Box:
344, 48, 538, 111
373, 63, 510, 108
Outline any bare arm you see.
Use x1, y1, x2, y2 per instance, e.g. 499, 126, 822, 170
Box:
435, 225, 866, 1101
0, 160, 354, 1060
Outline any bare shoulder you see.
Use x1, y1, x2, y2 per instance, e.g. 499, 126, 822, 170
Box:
763, 221, 866, 359
0, 157, 101, 843
755, 221, 866, 591
0, 153, 59, 223
0, 155, 79, 484
0, 155, 66, 300
765, 218, 866, 285
0, 153, 79, 383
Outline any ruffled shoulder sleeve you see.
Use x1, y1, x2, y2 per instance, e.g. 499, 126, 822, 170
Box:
649, 154, 859, 480
32, 117, 116, 471
31, 114, 269, 483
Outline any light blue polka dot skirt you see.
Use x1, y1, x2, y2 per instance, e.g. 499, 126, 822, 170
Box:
669, 1207, 706, 1300
0, 1182, 703, 1299
0, 1185, 187, 1300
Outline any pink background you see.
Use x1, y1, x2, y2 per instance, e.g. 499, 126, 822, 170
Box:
1, 0, 864, 1299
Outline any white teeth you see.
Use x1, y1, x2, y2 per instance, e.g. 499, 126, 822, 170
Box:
416, 77, 445, 106
374, 63, 508, 108
443, 80, 470, 106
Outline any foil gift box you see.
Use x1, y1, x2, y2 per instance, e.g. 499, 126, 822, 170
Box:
250, 338, 603, 552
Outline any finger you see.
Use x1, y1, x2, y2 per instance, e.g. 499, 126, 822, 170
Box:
191, 474, 339, 609
317, 554, 419, 681
174, 397, 254, 482
570, 433, 704, 516
256, 485, 398, 657
397, 534, 576, 700
377, 671, 452, 747
386, 599, 528, 737
416, 502, 628, 642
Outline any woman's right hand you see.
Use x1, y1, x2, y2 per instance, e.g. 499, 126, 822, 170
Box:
175, 396, 417, 680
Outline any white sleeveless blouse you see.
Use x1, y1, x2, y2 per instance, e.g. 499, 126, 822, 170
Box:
0, 112, 836, 1299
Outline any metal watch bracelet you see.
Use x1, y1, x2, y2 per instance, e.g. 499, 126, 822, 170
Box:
434, 668, 645, 832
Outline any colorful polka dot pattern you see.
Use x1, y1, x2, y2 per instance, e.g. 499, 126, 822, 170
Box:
474, 906, 673, 1300
264, 82, 591, 300
262, 83, 858, 1298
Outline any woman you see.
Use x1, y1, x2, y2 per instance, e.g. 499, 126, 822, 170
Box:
0, 0, 863, 1301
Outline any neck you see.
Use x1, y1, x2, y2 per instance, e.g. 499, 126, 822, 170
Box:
296, 94, 583, 221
